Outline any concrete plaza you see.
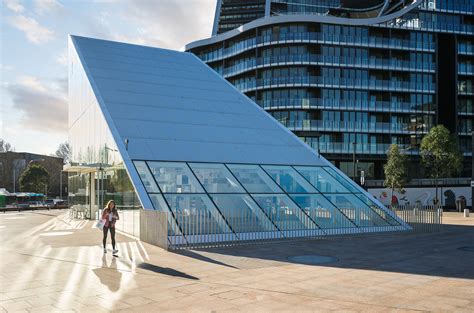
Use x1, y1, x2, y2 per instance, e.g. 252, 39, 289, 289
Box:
0, 210, 473, 312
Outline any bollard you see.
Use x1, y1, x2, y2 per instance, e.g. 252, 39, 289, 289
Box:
464, 209, 470, 218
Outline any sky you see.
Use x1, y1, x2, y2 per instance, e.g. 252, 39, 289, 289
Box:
0, 0, 216, 155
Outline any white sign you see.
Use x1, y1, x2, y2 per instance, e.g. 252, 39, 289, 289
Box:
471, 181, 474, 187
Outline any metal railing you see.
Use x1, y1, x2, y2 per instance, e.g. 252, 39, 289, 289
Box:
161, 204, 445, 249
165, 206, 410, 250
388, 205, 443, 233
366, 177, 471, 187
234, 76, 436, 93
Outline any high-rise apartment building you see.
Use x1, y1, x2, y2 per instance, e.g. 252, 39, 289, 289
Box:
186, 0, 473, 181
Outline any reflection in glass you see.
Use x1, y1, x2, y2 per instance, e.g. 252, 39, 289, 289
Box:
355, 193, 401, 226
294, 166, 350, 193
290, 194, 353, 228
322, 167, 360, 193
227, 164, 282, 193
149, 193, 169, 211
211, 194, 278, 233
149, 193, 182, 236
134, 161, 160, 192
323, 193, 389, 227
164, 194, 232, 235
189, 163, 245, 193
148, 162, 204, 193
262, 165, 318, 193
252, 194, 317, 230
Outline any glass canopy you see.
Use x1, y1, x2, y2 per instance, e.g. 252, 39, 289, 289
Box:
134, 161, 403, 244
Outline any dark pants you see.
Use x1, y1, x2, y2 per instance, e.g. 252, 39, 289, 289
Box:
103, 226, 116, 249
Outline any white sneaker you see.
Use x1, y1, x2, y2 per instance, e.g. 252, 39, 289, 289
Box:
103, 248, 107, 254
112, 249, 118, 254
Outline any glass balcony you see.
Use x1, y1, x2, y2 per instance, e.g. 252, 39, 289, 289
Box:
196, 32, 436, 62
235, 76, 435, 93
304, 141, 420, 155
458, 63, 474, 76
458, 43, 474, 56
223, 54, 435, 78
281, 119, 429, 134
258, 98, 435, 114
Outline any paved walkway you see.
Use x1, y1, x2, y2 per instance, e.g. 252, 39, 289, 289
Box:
0, 210, 473, 312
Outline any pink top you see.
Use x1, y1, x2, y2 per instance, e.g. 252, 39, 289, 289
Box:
101, 209, 119, 228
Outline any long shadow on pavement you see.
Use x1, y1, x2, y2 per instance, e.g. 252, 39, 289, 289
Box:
181, 224, 474, 280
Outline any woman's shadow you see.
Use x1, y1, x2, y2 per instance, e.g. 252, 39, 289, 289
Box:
93, 255, 123, 292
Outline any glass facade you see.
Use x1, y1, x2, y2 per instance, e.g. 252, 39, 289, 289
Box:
134, 160, 403, 245
68, 38, 141, 237
188, 0, 473, 180
68, 34, 410, 247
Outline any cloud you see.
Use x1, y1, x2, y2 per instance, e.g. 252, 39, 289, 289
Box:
33, 0, 63, 15
0, 64, 15, 71
56, 49, 68, 66
7, 15, 54, 44
3, 0, 24, 13
4, 76, 67, 133
119, 0, 215, 49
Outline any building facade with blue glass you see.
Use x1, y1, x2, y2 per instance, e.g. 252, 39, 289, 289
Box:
186, 0, 473, 182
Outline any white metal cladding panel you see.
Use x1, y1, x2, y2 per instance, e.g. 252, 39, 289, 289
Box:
72, 36, 325, 166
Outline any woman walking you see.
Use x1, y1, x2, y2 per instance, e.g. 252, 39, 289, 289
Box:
101, 200, 119, 254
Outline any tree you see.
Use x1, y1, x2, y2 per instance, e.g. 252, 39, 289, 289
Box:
384, 144, 408, 206
55, 141, 71, 164
0, 139, 13, 152
19, 164, 50, 194
420, 125, 463, 205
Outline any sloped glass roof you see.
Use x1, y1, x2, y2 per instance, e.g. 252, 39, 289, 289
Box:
134, 160, 403, 244
69, 36, 407, 246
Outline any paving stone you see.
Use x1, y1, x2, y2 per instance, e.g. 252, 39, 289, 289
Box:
0, 210, 473, 312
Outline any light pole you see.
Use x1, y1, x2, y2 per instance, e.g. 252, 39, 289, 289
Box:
60, 170, 63, 200
314, 132, 321, 158
352, 142, 356, 179
12, 160, 25, 193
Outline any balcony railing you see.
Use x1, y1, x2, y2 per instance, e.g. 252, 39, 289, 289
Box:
458, 63, 474, 75
304, 141, 420, 155
281, 119, 430, 134
223, 55, 435, 77
258, 98, 435, 114
198, 33, 436, 62
234, 76, 435, 93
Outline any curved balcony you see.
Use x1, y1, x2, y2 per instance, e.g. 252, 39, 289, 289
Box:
223, 55, 435, 78
304, 141, 420, 155
198, 33, 435, 63
235, 76, 435, 93
258, 99, 435, 114
280, 119, 429, 134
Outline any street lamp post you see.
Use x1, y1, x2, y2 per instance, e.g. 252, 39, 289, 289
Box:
60, 170, 63, 200
12, 161, 24, 193
314, 132, 321, 158
352, 142, 356, 179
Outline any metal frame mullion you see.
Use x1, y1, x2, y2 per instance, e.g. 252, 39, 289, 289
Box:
185, 163, 238, 239
353, 193, 402, 226
291, 165, 358, 228
258, 165, 321, 232
321, 166, 398, 226
142, 161, 189, 245
223, 164, 283, 235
